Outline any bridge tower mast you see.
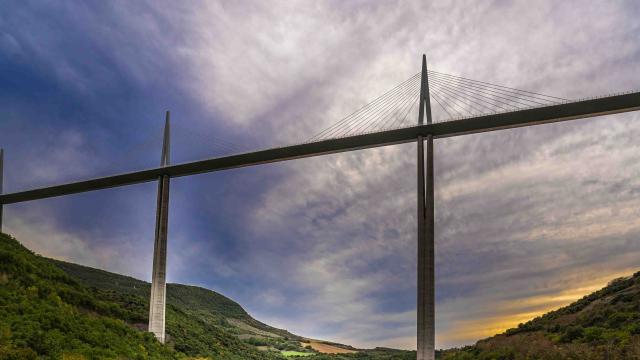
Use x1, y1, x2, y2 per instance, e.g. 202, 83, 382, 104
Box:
149, 111, 171, 343
417, 55, 435, 360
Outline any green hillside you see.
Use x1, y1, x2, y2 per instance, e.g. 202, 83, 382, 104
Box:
0, 232, 415, 359
0, 232, 296, 359
7, 229, 640, 360
442, 271, 640, 359
0, 232, 175, 359
55, 259, 248, 317
52, 259, 298, 340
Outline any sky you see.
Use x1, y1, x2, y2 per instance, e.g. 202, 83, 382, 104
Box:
1, 0, 640, 350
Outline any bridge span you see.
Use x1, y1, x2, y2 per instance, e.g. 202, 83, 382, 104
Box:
1, 91, 638, 205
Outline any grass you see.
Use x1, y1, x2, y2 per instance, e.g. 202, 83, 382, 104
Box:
281, 350, 314, 357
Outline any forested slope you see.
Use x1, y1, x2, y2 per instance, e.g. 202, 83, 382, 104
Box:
6, 230, 639, 359
442, 271, 640, 359
0, 232, 281, 359
0, 232, 415, 359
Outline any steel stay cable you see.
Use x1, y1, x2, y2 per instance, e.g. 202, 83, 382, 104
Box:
385, 90, 421, 129
368, 77, 420, 131
319, 75, 421, 140
429, 81, 491, 114
429, 72, 546, 107
432, 78, 524, 112
428, 76, 519, 110
429, 87, 459, 117
383, 90, 420, 130
336, 75, 421, 137
175, 122, 260, 158
374, 78, 422, 131
429, 88, 464, 117
428, 69, 567, 102
429, 80, 504, 113
428, 70, 568, 103
308, 73, 420, 141
335, 75, 421, 137
428, 72, 550, 107
181, 125, 247, 154
431, 87, 469, 116
372, 86, 420, 131
323, 78, 414, 139
429, 92, 454, 120
400, 94, 421, 126
428, 71, 554, 106
356, 77, 421, 134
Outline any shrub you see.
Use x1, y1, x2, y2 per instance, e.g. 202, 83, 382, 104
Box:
560, 326, 584, 343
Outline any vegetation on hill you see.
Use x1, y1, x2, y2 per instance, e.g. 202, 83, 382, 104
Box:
0, 232, 287, 359
53, 258, 416, 359
0, 232, 174, 359
0, 232, 415, 359
53, 259, 249, 319
53, 258, 299, 340
6, 230, 640, 359
441, 272, 640, 359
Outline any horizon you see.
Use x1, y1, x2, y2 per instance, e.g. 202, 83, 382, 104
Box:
1, 0, 640, 350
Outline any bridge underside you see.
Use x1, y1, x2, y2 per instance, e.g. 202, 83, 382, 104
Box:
1, 91, 639, 205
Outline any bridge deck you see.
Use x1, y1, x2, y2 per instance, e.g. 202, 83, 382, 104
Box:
1, 92, 639, 205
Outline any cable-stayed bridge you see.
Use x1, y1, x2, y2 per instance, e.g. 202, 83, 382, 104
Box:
1, 55, 639, 360
1, 86, 637, 204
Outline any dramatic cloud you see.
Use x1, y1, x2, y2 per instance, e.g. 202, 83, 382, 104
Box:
1, 0, 640, 350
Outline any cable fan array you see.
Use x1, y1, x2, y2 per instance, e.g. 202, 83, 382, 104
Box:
308, 73, 423, 142
106, 70, 570, 160
427, 70, 567, 119
309, 71, 567, 142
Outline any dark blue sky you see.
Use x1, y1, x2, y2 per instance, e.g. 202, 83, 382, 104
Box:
2, 0, 640, 349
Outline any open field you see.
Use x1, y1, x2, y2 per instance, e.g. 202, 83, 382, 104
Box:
301, 340, 358, 354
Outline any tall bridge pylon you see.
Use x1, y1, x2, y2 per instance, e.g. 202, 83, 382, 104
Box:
417, 54, 435, 360
149, 111, 171, 343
